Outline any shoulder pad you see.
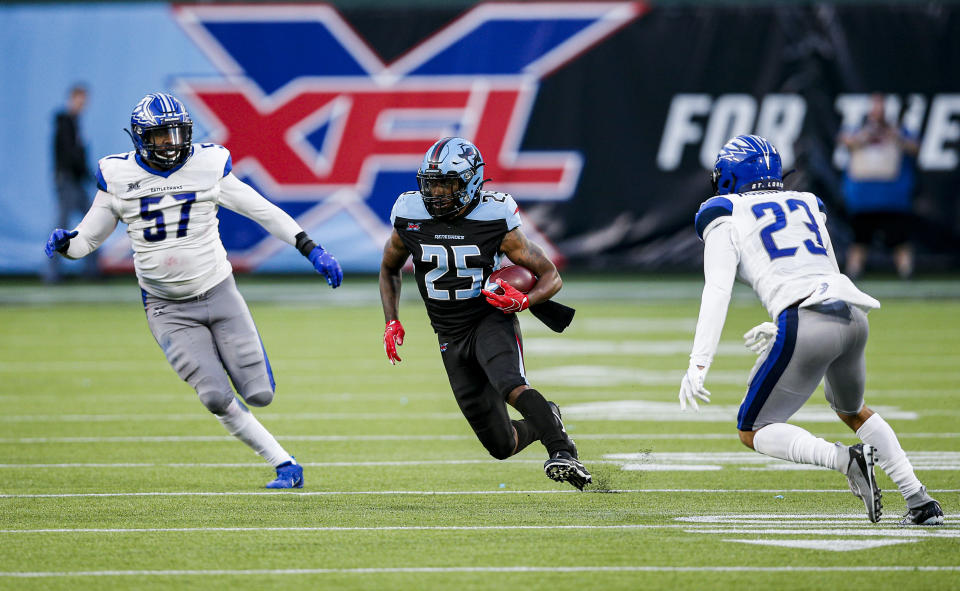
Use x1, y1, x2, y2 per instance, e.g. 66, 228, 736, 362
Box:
695, 196, 733, 239
466, 191, 521, 226
189, 143, 232, 177
96, 151, 137, 193
391, 191, 430, 224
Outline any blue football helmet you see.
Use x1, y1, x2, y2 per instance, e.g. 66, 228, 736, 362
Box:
417, 137, 485, 219
711, 135, 783, 195
127, 93, 193, 171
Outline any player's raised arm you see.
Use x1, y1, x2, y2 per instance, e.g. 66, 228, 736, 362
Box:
497, 227, 561, 307
44, 190, 119, 260
379, 229, 410, 364
218, 173, 341, 287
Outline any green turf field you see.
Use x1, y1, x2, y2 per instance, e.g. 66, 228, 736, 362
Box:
1, 277, 957, 590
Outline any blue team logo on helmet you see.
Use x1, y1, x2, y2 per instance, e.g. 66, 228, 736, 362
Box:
711, 134, 783, 195
416, 137, 486, 219
126, 93, 194, 171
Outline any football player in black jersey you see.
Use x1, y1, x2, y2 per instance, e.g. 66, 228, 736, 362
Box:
379, 137, 591, 490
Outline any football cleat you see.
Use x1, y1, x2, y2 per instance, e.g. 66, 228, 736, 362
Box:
266, 460, 303, 489
544, 450, 592, 491
900, 500, 944, 526
547, 401, 578, 459
845, 443, 882, 523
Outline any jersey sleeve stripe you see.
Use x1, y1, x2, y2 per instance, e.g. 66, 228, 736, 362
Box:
695, 196, 733, 239
96, 165, 108, 192
223, 155, 233, 178
816, 197, 826, 213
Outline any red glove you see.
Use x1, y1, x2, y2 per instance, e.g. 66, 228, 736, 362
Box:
481, 279, 530, 314
384, 320, 405, 365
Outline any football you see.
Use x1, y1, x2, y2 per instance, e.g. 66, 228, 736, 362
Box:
485, 264, 537, 294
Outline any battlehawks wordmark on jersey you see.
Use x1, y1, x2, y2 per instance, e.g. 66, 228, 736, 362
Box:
392, 190, 522, 336
65, 144, 302, 300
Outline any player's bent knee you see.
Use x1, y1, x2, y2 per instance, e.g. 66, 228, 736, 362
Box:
481, 435, 516, 460
198, 388, 234, 415
243, 389, 274, 408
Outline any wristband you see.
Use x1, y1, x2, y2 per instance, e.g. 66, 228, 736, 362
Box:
294, 231, 318, 258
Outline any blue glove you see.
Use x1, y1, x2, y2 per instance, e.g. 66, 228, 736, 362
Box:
44, 229, 78, 258
308, 246, 342, 288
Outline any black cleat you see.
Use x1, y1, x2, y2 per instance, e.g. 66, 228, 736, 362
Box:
547, 401, 578, 459
544, 450, 592, 490
900, 500, 944, 526
845, 443, 882, 523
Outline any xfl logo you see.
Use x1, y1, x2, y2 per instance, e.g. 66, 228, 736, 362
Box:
168, 3, 642, 268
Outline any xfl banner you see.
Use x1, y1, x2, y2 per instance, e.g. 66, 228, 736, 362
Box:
1, 2, 958, 273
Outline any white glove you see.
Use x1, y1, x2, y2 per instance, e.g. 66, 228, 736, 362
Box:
679, 363, 711, 411
743, 322, 778, 355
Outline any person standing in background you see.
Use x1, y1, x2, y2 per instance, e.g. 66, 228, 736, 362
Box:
50, 84, 96, 281
839, 94, 920, 279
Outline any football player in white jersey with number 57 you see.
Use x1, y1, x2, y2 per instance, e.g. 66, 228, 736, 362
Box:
679, 135, 942, 525
44, 93, 343, 489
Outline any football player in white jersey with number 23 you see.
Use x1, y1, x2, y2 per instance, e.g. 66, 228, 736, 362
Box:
680, 134, 942, 525
44, 93, 343, 489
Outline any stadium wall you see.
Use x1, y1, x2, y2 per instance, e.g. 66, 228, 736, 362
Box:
2, 2, 958, 274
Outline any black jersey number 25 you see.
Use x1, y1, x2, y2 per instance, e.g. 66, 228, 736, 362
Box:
421, 244, 483, 300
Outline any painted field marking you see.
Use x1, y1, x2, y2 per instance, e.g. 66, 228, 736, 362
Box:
522, 339, 752, 357
0, 524, 677, 534
0, 432, 954, 444
518, 317, 697, 334
673, 514, 959, 552
2, 566, 959, 578
2, 489, 958, 499
609, 451, 960, 472
0, 412, 465, 423
0, 460, 626, 469
4, 522, 956, 535
0, 405, 927, 424
560, 400, 918, 422
724, 539, 913, 551
692, 528, 960, 538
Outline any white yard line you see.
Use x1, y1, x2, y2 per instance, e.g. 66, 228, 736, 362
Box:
2, 566, 959, 577
1, 432, 955, 444
0, 460, 619, 469
2, 489, 958, 499
0, 524, 673, 534
5, 521, 956, 535
0, 412, 465, 423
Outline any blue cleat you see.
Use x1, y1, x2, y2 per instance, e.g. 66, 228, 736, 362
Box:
266, 460, 303, 489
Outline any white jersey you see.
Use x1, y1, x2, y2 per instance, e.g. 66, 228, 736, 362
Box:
689, 189, 879, 367
64, 144, 304, 300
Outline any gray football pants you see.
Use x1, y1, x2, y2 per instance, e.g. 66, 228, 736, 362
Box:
737, 300, 869, 431
143, 275, 275, 415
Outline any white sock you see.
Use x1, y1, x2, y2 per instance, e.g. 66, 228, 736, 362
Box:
856, 413, 925, 502
216, 398, 293, 467
753, 423, 844, 472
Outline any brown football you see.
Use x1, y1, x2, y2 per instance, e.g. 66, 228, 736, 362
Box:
486, 265, 537, 294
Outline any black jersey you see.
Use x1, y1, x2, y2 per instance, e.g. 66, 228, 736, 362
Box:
392, 190, 523, 336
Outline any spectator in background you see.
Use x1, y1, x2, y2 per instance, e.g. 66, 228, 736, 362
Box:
839, 93, 920, 279
50, 84, 96, 281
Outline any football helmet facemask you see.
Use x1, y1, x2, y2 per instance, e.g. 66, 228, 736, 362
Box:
711, 134, 783, 195
127, 93, 193, 171
417, 137, 485, 220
